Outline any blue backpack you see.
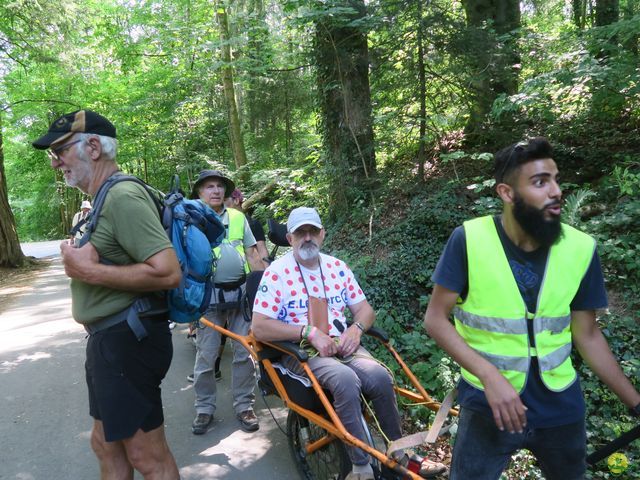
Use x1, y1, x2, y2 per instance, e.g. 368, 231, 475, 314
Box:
79, 173, 224, 325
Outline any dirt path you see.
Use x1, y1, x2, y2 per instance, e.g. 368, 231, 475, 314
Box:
0, 257, 298, 480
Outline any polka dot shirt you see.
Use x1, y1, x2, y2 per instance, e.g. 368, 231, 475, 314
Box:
253, 251, 366, 337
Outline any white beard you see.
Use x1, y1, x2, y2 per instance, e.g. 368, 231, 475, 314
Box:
298, 242, 320, 261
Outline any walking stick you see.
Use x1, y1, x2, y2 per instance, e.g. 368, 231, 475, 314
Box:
586, 424, 640, 466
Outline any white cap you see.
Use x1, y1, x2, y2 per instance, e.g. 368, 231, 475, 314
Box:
81, 200, 92, 209
287, 207, 323, 233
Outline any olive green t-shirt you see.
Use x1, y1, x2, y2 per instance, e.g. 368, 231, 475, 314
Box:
71, 180, 172, 325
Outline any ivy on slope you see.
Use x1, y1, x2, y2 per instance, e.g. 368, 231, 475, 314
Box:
325, 180, 476, 396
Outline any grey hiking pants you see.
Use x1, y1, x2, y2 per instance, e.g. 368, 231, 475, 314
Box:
282, 346, 402, 466
193, 286, 256, 416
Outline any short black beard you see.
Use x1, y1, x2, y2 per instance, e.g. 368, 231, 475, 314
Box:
513, 195, 563, 248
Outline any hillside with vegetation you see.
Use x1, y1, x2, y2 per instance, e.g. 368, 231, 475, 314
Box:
1, 1, 638, 477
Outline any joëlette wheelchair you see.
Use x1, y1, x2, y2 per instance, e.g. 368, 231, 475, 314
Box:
198, 219, 457, 480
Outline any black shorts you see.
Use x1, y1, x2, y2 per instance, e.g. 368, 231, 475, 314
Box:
85, 318, 173, 442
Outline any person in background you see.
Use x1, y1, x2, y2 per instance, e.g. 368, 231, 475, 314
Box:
190, 188, 270, 385
190, 170, 264, 435
225, 188, 270, 266
423, 137, 640, 479
70, 200, 92, 244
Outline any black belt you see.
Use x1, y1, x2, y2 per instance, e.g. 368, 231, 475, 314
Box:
214, 279, 245, 291
83, 296, 168, 340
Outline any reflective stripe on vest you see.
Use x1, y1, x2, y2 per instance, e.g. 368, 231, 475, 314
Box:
455, 215, 595, 393
213, 208, 249, 274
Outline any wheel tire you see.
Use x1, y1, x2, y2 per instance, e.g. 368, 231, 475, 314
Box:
287, 411, 351, 480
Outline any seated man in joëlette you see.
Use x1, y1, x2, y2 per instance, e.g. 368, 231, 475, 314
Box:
252, 207, 445, 480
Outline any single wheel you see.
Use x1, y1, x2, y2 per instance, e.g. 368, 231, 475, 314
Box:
287, 411, 351, 480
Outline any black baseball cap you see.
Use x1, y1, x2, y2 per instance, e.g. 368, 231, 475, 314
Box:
190, 170, 236, 199
32, 110, 116, 150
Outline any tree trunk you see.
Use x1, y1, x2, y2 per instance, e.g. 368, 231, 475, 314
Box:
595, 0, 619, 26
315, 0, 377, 215
573, 0, 588, 29
462, 0, 521, 139
416, 0, 427, 182
0, 112, 27, 267
216, 5, 248, 171
623, 0, 638, 54
284, 74, 292, 155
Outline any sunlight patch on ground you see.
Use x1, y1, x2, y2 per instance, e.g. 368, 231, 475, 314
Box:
0, 351, 52, 373
199, 428, 275, 468
0, 316, 82, 355
14, 473, 36, 480
0, 285, 33, 296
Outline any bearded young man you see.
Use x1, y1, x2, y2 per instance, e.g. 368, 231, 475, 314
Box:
423, 137, 640, 479
252, 207, 446, 480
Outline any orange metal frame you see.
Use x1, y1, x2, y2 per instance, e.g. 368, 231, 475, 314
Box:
198, 317, 457, 480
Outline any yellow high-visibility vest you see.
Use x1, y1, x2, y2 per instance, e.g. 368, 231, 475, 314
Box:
213, 208, 250, 274
455, 215, 595, 393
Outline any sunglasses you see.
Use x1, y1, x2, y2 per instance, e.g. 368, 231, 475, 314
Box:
496, 140, 528, 184
47, 139, 82, 161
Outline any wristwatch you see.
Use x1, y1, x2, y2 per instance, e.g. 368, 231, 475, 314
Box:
630, 402, 640, 418
354, 321, 366, 333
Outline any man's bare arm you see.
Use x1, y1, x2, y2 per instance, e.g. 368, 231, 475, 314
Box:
337, 300, 374, 357
252, 311, 337, 357
245, 245, 265, 271
572, 310, 640, 408
60, 242, 181, 291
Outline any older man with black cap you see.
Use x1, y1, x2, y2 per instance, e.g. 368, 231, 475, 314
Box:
251, 207, 446, 480
190, 169, 264, 435
32, 110, 181, 479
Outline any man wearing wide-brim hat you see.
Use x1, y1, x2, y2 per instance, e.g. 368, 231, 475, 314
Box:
189, 169, 265, 435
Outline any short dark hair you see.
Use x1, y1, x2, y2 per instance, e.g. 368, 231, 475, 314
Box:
493, 137, 554, 184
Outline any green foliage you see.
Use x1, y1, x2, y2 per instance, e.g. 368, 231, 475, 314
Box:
325, 179, 471, 394
562, 188, 596, 226
579, 313, 640, 479
588, 198, 640, 300
2, 2, 640, 475
612, 164, 640, 197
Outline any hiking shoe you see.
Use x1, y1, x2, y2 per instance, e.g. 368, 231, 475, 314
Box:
398, 452, 446, 479
215, 369, 222, 381
418, 458, 446, 478
187, 373, 194, 383
237, 409, 259, 432
191, 413, 213, 435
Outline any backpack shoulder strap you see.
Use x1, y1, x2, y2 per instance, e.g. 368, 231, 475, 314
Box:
69, 217, 89, 237
77, 174, 162, 248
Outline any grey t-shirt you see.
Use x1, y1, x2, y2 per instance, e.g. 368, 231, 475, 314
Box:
212, 207, 256, 283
